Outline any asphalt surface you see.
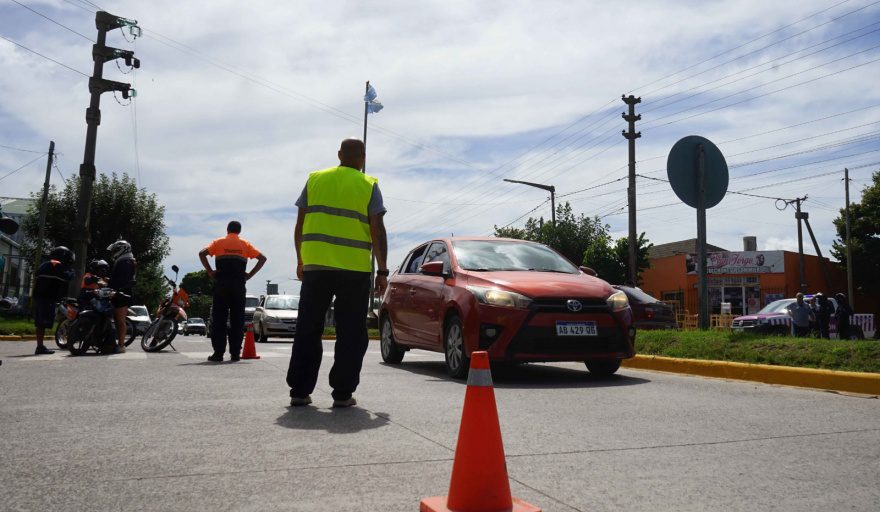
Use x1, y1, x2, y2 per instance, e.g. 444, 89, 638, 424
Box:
1, 334, 879, 511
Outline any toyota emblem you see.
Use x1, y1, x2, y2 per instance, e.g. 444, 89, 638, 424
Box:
566, 299, 583, 312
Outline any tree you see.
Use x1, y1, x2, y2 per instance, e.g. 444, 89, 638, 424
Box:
493, 201, 652, 284
180, 270, 213, 320
831, 170, 880, 301
21, 173, 170, 309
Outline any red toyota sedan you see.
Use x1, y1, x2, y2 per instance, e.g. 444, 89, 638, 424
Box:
378, 237, 636, 378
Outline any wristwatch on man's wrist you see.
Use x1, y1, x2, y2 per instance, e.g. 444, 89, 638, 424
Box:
376, 269, 390, 277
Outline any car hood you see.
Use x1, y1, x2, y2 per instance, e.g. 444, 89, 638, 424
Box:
464, 271, 614, 299
128, 315, 151, 322
734, 312, 787, 321
187, 321, 206, 326
263, 309, 298, 319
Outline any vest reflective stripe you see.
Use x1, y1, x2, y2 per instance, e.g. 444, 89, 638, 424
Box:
302, 166, 377, 272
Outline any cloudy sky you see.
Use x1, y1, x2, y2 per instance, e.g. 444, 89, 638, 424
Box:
2, 0, 879, 296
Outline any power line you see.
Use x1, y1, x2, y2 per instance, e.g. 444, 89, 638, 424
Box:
10, 0, 95, 42
0, 143, 46, 154
0, 154, 46, 182
496, 199, 551, 229
0, 34, 90, 77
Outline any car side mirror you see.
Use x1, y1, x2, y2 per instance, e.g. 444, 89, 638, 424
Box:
579, 266, 598, 277
420, 260, 446, 276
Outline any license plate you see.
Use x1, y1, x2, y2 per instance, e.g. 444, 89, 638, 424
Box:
556, 321, 597, 336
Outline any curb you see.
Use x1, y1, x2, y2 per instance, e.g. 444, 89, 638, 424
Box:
622, 355, 880, 395
0, 335, 26, 341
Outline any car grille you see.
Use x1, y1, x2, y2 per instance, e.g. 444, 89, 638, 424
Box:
506, 326, 627, 356
281, 319, 296, 324
530, 298, 610, 314
732, 319, 756, 328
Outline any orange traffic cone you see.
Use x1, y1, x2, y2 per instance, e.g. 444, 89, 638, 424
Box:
240, 323, 260, 360
420, 351, 541, 512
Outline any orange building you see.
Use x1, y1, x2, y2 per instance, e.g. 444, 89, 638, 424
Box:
640, 238, 878, 317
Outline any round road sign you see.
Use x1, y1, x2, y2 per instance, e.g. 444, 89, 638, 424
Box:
666, 135, 729, 209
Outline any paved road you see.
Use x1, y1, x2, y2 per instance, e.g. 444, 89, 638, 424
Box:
1, 335, 878, 511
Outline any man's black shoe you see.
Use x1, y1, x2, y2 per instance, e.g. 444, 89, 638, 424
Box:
34, 345, 55, 355
207, 353, 223, 362
230, 353, 240, 362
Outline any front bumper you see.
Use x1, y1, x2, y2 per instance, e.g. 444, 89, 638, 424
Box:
263, 320, 297, 337
468, 299, 636, 362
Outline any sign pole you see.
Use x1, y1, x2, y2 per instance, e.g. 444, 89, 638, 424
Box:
697, 144, 709, 330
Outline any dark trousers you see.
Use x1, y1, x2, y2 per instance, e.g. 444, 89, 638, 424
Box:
211, 282, 246, 356
287, 270, 370, 400
792, 324, 810, 337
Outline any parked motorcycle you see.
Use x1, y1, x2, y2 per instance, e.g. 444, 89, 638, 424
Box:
67, 288, 132, 355
141, 265, 189, 352
56, 297, 136, 349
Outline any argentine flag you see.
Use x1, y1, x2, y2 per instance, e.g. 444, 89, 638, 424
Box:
365, 84, 383, 114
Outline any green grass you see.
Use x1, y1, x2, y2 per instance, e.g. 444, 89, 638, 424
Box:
322, 327, 380, 338
636, 330, 880, 373
0, 317, 42, 336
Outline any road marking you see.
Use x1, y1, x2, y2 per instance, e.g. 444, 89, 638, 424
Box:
105, 352, 148, 360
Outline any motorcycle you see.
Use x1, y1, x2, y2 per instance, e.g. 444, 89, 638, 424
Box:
56, 297, 136, 350
67, 288, 132, 355
141, 265, 189, 352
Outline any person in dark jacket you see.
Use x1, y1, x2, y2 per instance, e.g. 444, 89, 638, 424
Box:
814, 293, 834, 339
834, 293, 853, 339
32, 246, 75, 355
107, 240, 137, 353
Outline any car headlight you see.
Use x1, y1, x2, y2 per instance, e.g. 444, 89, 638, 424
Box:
466, 286, 532, 309
265, 315, 279, 323
606, 290, 629, 311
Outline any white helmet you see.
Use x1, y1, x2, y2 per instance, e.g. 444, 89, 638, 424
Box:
106, 240, 132, 261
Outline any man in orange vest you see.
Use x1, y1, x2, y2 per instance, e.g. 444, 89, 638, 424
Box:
199, 221, 267, 362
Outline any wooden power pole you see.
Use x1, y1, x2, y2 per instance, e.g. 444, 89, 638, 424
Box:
622, 94, 641, 286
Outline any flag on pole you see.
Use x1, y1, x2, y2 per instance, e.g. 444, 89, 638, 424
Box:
364, 84, 383, 114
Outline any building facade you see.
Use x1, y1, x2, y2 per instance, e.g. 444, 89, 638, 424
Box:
0, 197, 34, 300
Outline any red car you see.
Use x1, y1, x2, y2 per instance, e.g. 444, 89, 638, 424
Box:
378, 237, 636, 378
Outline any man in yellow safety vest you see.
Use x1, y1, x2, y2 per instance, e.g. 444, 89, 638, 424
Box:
287, 138, 388, 408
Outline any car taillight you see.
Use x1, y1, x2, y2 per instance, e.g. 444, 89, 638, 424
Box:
646, 310, 654, 320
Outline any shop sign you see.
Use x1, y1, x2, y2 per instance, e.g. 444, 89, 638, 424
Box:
686, 251, 784, 275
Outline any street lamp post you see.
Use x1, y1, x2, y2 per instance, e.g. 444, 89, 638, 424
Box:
503, 179, 556, 226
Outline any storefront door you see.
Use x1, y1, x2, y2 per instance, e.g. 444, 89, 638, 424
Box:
723, 286, 744, 315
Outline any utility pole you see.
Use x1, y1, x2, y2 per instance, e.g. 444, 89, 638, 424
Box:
622, 94, 641, 286
31, 140, 55, 296
844, 168, 855, 308
70, 11, 140, 295
795, 196, 807, 293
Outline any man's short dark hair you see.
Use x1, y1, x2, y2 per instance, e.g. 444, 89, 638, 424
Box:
227, 221, 242, 234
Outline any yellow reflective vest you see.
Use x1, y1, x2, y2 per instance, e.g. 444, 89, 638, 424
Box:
301, 166, 377, 272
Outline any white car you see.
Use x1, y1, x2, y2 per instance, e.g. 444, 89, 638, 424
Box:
252, 295, 299, 342
127, 305, 152, 334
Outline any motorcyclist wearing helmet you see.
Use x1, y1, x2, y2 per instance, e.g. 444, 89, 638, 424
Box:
77, 259, 110, 306
32, 246, 75, 355
107, 240, 137, 353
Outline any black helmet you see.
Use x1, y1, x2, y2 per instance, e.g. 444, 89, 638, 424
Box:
88, 259, 110, 277
49, 246, 74, 266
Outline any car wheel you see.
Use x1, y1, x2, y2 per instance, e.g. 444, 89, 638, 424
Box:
585, 358, 621, 377
444, 315, 469, 379
380, 315, 405, 364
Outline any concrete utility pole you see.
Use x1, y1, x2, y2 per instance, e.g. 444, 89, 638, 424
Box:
70, 11, 140, 295
795, 196, 807, 293
31, 140, 55, 296
621, 94, 641, 286
844, 168, 855, 308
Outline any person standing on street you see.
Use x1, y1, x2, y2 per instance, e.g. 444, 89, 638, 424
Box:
834, 293, 853, 339
815, 293, 833, 339
107, 241, 137, 353
786, 292, 815, 338
31, 246, 75, 355
199, 221, 266, 362
287, 138, 388, 408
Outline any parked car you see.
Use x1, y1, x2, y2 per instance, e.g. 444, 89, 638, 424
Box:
252, 295, 299, 342
378, 237, 636, 378
612, 285, 677, 330
731, 296, 871, 339
127, 305, 152, 334
183, 317, 206, 336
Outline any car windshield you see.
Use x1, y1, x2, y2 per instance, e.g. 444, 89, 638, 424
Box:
452, 240, 578, 273
266, 296, 299, 310
189, 318, 204, 323
758, 299, 794, 314
245, 297, 260, 308
128, 306, 148, 316
616, 286, 659, 304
